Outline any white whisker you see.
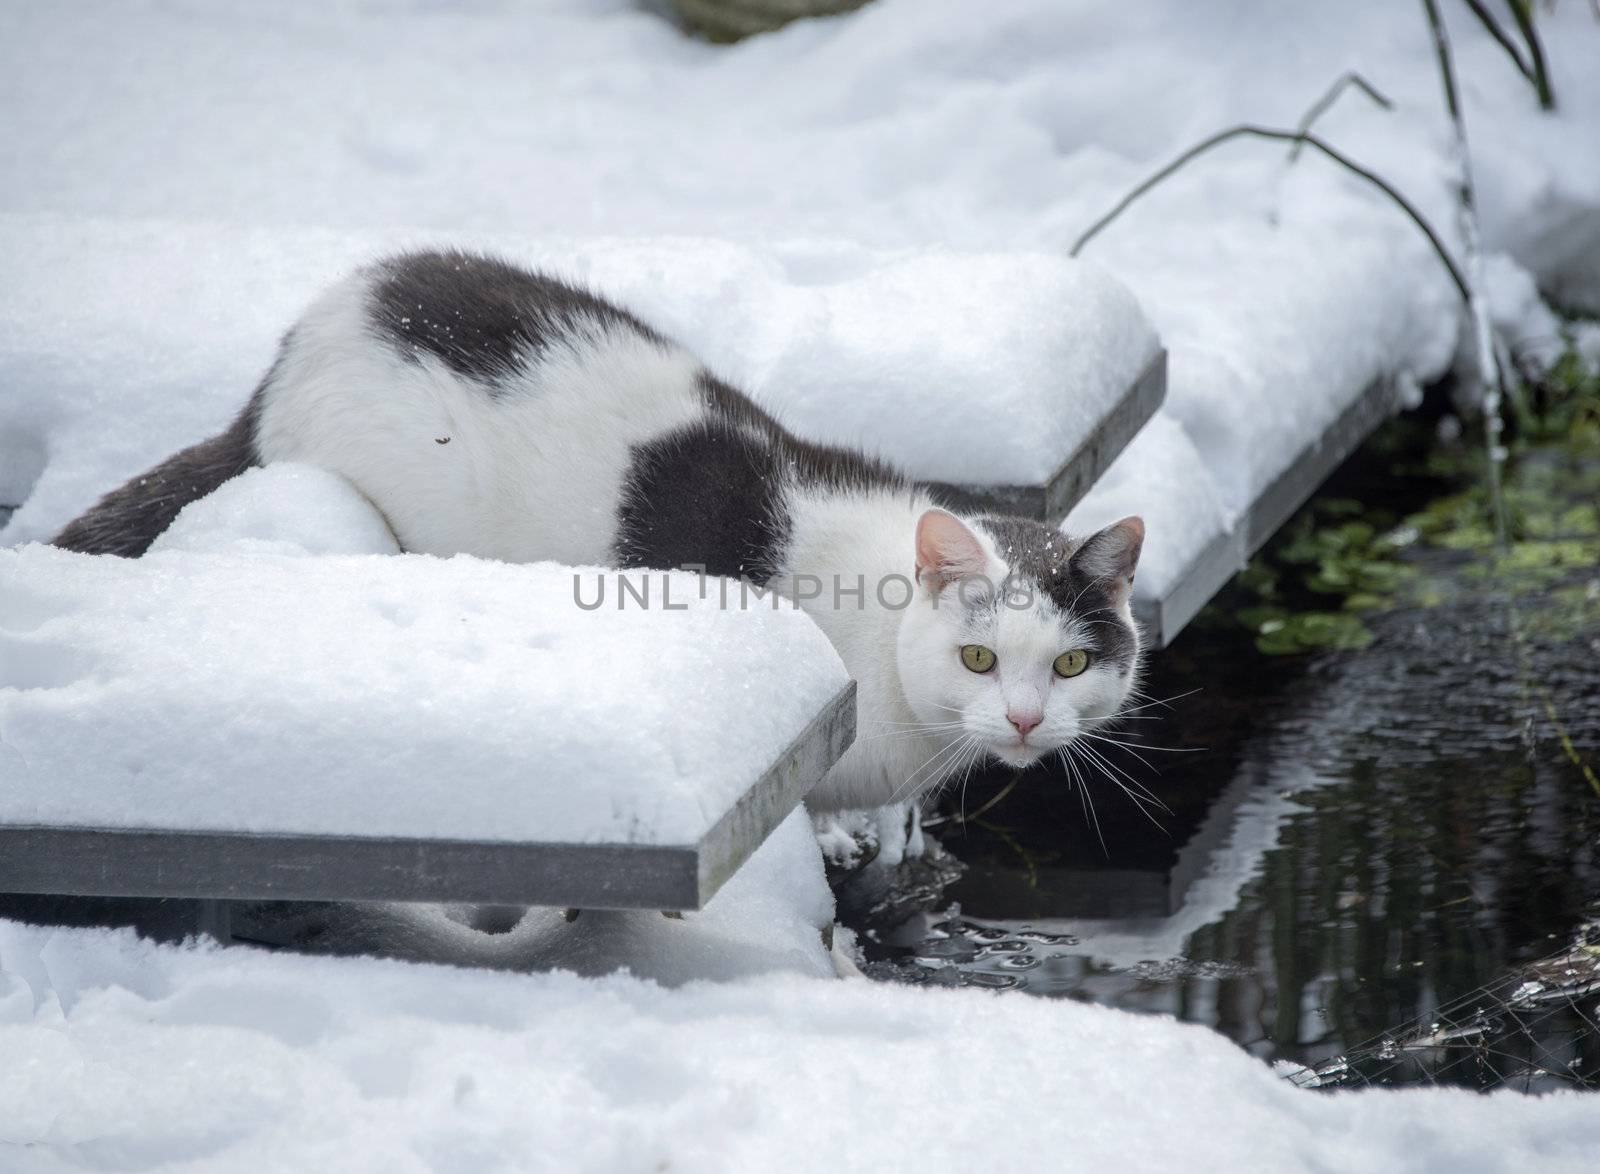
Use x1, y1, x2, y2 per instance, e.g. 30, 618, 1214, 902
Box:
1073, 739, 1172, 826
1080, 731, 1203, 754
1115, 687, 1202, 715
1060, 745, 1107, 855
890, 733, 975, 803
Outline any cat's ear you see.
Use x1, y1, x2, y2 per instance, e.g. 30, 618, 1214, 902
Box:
1070, 516, 1144, 608
914, 509, 988, 592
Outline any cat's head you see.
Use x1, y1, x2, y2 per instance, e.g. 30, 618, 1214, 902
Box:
895, 508, 1144, 770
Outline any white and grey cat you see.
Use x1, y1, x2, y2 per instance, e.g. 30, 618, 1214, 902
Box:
56, 250, 1146, 812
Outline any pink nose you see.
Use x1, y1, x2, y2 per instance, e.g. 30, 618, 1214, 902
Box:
1009, 712, 1041, 737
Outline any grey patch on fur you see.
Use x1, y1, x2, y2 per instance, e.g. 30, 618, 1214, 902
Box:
976, 516, 1082, 609
368, 249, 669, 391
697, 371, 907, 495
976, 515, 1139, 668
613, 370, 911, 578
52, 390, 265, 558
614, 416, 794, 581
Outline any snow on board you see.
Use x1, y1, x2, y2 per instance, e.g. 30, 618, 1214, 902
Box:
0, 473, 855, 909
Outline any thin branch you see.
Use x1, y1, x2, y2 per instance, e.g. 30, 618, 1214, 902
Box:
1069, 124, 1471, 305
1505, 0, 1556, 109
1459, 0, 1536, 81
921, 775, 1022, 829
1424, 0, 1467, 119
1288, 71, 1393, 163
1422, 0, 1511, 550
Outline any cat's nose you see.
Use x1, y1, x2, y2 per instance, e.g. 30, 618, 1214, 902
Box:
1008, 712, 1041, 737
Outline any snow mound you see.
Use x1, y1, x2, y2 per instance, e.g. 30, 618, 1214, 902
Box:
0, 541, 848, 844
214, 807, 841, 987
149, 463, 400, 557
1, 918, 1598, 1171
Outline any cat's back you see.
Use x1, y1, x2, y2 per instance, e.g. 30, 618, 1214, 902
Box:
254, 250, 712, 565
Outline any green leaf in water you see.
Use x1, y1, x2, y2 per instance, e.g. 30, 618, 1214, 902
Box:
1237, 605, 1290, 633
1342, 592, 1392, 613
1254, 611, 1374, 656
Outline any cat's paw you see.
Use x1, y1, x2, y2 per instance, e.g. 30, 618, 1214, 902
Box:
811, 810, 881, 882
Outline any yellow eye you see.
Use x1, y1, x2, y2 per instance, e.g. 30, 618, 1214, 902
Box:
960, 644, 996, 673
1053, 649, 1090, 678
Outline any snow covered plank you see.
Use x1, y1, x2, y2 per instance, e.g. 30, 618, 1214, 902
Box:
0, 690, 856, 911
0, 537, 856, 911
1131, 374, 1405, 648
929, 348, 1166, 522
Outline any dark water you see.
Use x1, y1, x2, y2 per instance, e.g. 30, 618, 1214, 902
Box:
860, 427, 1600, 1091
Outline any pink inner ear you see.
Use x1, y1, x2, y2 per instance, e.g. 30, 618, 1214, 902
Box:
915, 509, 986, 588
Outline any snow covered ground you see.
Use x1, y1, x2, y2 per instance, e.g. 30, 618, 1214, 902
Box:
5, 0, 1600, 1167
4, 914, 1600, 1173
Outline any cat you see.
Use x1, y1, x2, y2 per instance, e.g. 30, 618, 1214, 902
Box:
54, 249, 1146, 812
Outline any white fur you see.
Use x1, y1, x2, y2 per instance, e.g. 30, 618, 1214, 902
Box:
250, 265, 1140, 812
790, 496, 1138, 809
255, 273, 706, 567
778, 485, 948, 811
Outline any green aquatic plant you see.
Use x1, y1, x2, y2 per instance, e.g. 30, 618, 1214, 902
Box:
1251, 610, 1375, 655
1225, 502, 1416, 652
1514, 338, 1600, 443
1223, 334, 1599, 657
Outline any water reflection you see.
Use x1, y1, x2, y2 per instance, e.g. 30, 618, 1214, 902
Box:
866, 446, 1600, 1090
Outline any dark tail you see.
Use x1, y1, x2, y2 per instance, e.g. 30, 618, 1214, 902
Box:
52, 397, 261, 557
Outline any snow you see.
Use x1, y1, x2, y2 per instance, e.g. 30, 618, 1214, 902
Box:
1577, 322, 1600, 372
150, 464, 401, 558
1056, 1, 1600, 594
0, 520, 848, 844
3, 917, 1599, 1172
1482, 252, 1569, 376
5, 0, 1600, 1162
218, 807, 841, 986
0, 221, 1156, 549
1065, 414, 1229, 603
4, 1, 1595, 607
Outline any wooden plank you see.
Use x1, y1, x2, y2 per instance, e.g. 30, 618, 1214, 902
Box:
695, 681, 859, 903
928, 348, 1167, 522
1133, 528, 1242, 651
1134, 375, 1402, 648
0, 681, 856, 913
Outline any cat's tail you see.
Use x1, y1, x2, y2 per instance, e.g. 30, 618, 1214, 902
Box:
52, 397, 261, 557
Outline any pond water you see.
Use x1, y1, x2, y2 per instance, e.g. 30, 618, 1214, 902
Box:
857, 412, 1600, 1092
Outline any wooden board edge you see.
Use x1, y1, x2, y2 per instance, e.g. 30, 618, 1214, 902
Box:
925, 346, 1168, 523
1135, 374, 1399, 649
694, 679, 858, 906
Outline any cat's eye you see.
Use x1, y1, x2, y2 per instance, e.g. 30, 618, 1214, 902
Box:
1053, 649, 1090, 678
960, 644, 996, 674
